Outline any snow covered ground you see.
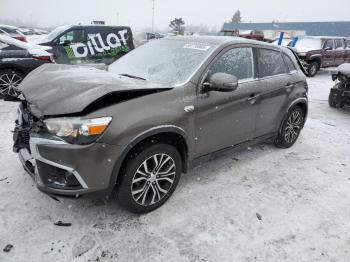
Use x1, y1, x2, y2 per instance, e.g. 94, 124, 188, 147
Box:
0, 71, 349, 262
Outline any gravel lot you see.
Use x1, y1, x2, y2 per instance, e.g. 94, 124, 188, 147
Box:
0, 71, 349, 262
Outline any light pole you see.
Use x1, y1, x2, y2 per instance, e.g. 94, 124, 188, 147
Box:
151, 0, 155, 33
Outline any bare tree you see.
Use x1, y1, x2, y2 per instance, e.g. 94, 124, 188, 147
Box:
169, 18, 185, 35
231, 10, 242, 23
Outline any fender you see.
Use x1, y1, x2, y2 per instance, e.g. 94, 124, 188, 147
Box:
106, 125, 188, 195
0, 62, 31, 75
309, 54, 322, 63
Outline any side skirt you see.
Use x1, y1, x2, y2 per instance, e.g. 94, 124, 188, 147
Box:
188, 133, 276, 170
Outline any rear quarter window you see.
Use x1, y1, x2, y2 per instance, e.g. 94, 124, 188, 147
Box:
258, 48, 286, 78
282, 53, 297, 73
335, 39, 344, 50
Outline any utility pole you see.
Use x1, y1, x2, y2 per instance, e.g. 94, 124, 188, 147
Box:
151, 0, 155, 33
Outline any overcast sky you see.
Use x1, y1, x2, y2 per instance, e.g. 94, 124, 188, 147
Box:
1, 0, 349, 31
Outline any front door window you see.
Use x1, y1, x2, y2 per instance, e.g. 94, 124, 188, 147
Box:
324, 39, 334, 50
58, 29, 86, 45
206, 47, 254, 81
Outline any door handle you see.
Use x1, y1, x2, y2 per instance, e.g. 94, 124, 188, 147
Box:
247, 93, 260, 103
285, 83, 295, 93
184, 105, 194, 113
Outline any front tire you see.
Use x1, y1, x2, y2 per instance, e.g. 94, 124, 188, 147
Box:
0, 69, 24, 99
117, 143, 182, 213
275, 106, 305, 148
307, 62, 319, 77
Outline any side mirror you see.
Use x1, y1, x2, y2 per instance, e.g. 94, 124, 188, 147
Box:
63, 40, 71, 46
324, 46, 333, 51
203, 73, 238, 92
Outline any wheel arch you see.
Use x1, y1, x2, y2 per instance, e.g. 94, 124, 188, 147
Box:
278, 98, 308, 135
309, 55, 322, 68
0, 65, 27, 76
109, 126, 189, 192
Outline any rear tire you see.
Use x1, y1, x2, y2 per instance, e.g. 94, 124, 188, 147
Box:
275, 106, 305, 148
0, 69, 24, 99
308, 62, 319, 77
117, 143, 182, 214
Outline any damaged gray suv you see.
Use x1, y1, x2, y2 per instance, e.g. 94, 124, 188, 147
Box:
13, 36, 308, 213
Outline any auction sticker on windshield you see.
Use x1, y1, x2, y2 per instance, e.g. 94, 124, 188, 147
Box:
183, 43, 211, 51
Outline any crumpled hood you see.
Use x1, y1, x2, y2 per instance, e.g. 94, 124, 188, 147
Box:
19, 64, 170, 116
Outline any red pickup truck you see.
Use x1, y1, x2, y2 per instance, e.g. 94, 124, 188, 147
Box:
293, 36, 350, 77
219, 29, 264, 41
238, 30, 264, 41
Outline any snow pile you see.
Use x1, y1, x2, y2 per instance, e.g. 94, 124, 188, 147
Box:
0, 71, 350, 261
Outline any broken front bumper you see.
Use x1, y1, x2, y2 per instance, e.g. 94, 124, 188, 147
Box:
14, 130, 122, 197
329, 87, 350, 106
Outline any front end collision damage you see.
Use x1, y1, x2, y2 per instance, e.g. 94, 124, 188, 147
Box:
13, 84, 178, 198
13, 104, 123, 198
17, 134, 122, 197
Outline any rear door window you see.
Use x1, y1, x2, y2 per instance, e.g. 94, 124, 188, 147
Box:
257, 48, 286, 78
335, 39, 344, 50
207, 47, 254, 81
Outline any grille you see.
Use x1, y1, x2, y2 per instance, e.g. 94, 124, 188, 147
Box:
23, 130, 30, 146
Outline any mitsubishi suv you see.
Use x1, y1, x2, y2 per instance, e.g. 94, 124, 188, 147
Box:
13, 36, 308, 213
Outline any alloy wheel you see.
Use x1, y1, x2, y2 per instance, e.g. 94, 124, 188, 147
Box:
285, 110, 303, 143
131, 153, 176, 206
309, 64, 317, 76
0, 73, 23, 97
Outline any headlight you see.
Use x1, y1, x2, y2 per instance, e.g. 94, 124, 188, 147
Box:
44, 117, 112, 144
298, 52, 307, 57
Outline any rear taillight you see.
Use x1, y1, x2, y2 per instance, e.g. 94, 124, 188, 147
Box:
33, 55, 53, 62
15, 35, 27, 42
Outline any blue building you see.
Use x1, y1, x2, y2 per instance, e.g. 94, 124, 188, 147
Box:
222, 21, 350, 37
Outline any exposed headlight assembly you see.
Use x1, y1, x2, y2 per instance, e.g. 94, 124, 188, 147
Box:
44, 117, 112, 144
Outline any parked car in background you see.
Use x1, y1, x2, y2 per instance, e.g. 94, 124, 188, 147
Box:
329, 63, 350, 108
19, 27, 48, 35
239, 30, 264, 41
0, 35, 53, 98
38, 24, 134, 65
33, 28, 49, 35
0, 24, 27, 42
133, 31, 165, 47
292, 36, 350, 77
13, 36, 308, 213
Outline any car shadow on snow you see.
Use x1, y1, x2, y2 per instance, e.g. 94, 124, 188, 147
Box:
47, 142, 279, 217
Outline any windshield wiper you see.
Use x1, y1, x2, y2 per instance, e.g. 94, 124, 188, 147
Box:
119, 74, 146, 81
